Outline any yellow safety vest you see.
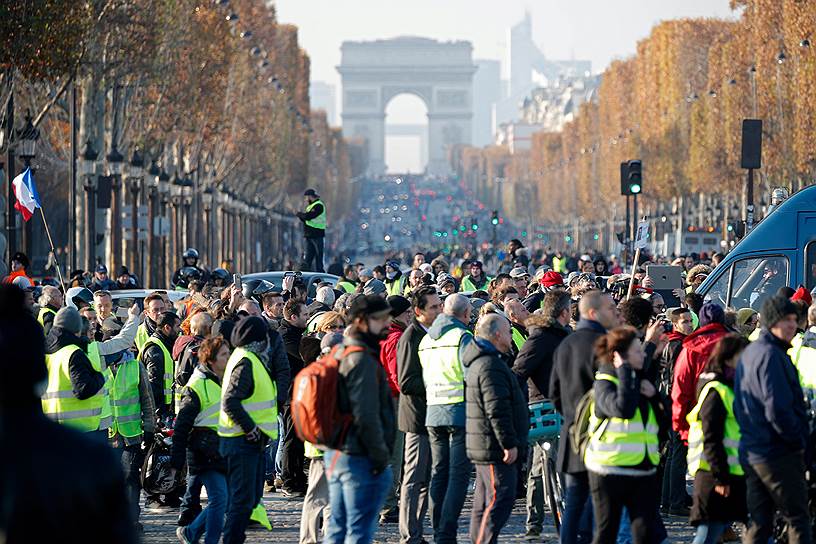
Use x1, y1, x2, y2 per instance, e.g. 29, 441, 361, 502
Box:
511, 327, 527, 352
140, 337, 174, 406
42, 344, 105, 432
87, 341, 112, 431
584, 373, 660, 471
418, 326, 472, 405
304, 441, 324, 459
337, 280, 356, 294
37, 306, 57, 328
135, 322, 150, 353
386, 276, 405, 297
552, 256, 566, 273
304, 199, 326, 230
790, 334, 816, 400
460, 275, 491, 292
106, 358, 143, 439
218, 348, 278, 439
686, 380, 743, 477
186, 368, 222, 431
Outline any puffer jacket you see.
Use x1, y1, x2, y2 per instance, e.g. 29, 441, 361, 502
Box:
463, 337, 528, 464
337, 328, 397, 471
671, 323, 729, 440
512, 314, 570, 402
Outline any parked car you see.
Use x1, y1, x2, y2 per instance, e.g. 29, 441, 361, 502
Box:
110, 288, 189, 318
241, 271, 339, 299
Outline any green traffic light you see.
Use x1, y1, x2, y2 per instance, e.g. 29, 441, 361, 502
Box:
630, 183, 641, 194
472, 224, 478, 231
593, 233, 600, 240
491, 218, 499, 225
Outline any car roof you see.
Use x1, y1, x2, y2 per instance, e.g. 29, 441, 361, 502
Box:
110, 288, 189, 302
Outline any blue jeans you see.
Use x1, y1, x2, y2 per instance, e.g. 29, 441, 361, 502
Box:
180, 473, 203, 520
325, 450, 392, 544
561, 472, 593, 544
692, 522, 727, 544
182, 470, 227, 544
427, 426, 471, 544
114, 443, 143, 524
220, 436, 267, 544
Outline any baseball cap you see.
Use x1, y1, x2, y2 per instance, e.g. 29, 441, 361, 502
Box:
95, 264, 108, 274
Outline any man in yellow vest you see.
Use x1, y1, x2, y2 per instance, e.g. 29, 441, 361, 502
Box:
296, 188, 326, 272
106, 348, 156, 532
384, 260, 407, 297
219, 316, 278, 543
42, 307, 107, 440
136, 292, 165, 353
37, 285, 63, 334
418, 293, 474, 544
336, 265, 359, 294
504, 298, 530, 357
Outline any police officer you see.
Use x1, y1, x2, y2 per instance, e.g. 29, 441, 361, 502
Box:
219, 316, 278, 544
296, 188, 326, 272
172, 248, 209, 289
42, 307, 107, 438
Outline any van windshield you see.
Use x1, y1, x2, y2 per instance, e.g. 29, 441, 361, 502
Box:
729, 256, 788, 311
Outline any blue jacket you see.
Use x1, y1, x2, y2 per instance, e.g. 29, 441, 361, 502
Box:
734, 330, 808, 465
424, 313, 473, 428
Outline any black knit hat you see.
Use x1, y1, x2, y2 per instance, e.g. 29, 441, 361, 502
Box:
387, 295, 411, 317
349, 295, 391, 320
760, 295, 798, 329
231, 316, 268, 347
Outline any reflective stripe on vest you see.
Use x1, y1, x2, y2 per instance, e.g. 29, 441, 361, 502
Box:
418, 326, 471, 405
511, 327, 527, 352
106, 359, 143, 439
304, 199, 326, 230
187, 368, 222, 431
460, 275, 491, 292
135, 322, 150, 353
37, 306, 56, 327
218, 348, 278, 439
584, 373, 660, 471
140, 337, 174, 405
87, 342, 112, 430
686, 380, 743, 476
42, 344, 105, 432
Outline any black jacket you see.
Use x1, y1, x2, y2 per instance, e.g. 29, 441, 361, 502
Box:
279, 321, 305, 397
550, 319, 605, 473
171, 366, 226, 474
141, 331, 176, 415
175, 335, 205, 387
512, 315, 570, 402
463, 338, 528, 464
44, 328, 104, 401
40, 304, 59, 336
266, 328, 291, 409
337, 329, 396, 471
1, 406, 136, 543
296, 201, 325, 238
396, 318, 429, 434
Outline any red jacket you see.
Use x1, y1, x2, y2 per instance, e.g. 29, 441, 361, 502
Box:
671, 323, 730, 439
379, 321, 406, 397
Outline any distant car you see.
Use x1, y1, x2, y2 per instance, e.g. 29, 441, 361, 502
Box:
110, 288, 189, 318
241, 272, 339, 299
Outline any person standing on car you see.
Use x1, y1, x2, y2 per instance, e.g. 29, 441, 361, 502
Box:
325, 295, 396, 543
735, 295, 811, 544
464, 314, 529, 544
512, 289, 571, 539
296, 188, 326, 272
397, 286, 443, 544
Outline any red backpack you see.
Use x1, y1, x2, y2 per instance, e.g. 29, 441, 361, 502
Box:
291, 344, 364, 448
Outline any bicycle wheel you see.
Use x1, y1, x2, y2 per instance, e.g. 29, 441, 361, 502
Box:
543, 455, 564, 534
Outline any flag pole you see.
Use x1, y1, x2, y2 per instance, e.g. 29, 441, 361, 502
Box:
38, 207, 66, 290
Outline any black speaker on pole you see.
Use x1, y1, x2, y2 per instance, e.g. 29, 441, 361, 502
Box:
741, 119, 762, 169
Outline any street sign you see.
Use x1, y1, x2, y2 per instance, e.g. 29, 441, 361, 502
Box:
634, 220, 649, 249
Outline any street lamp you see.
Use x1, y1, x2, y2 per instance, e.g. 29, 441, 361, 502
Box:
106, 145, 124, 176
202, 186, 214, 266
127, 149, 145, 276
158, 168, 170, 284
145, 159, 160, 287
105, 144, 125, 271
80, 140, 98, 270
16, 113, 39, 166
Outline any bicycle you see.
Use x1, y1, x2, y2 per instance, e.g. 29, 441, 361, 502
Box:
528, 400, 565, 535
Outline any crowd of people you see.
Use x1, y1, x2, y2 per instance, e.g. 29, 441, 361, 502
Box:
4, 237, 816, 544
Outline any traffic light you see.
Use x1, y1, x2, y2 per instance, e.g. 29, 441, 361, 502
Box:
471, 219, 478, 231
491, 210, 499, 225
620, 160, 643, 195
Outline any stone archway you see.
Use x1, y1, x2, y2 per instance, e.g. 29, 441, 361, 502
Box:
338, 37, 476, 176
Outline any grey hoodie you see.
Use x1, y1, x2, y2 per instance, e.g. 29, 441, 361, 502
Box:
424, 313, 473, 427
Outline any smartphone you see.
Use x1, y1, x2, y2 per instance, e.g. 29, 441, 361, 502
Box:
233, 274, 242, 289
284, 271, 296, 278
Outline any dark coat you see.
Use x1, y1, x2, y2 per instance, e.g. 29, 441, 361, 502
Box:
549, 319, 605, 473
512, 314, 570, 402
734, 330, 808, 464
689, 373, 747, 525
396, 318, 429, 434
141, 331, 176, 415
463, 338, 528, 464
337, 330, 396, 471
279, 321, 305, 396
171, 366, 226, 474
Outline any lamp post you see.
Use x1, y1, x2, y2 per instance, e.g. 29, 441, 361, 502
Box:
17, 114, 39, 256
158, 169, 170, 285
106, 144, 124, 272
181, 175, 193, 251
170, 172, 183, 268
202, 186, 213, 267
146, 159, 160, 288
127, 149, 144, 277
79, 140, 99, 271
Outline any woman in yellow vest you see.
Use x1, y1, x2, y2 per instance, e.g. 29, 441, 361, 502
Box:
584, 326, 667, 543
686, 334, 749, 544
172, 336, 230, 544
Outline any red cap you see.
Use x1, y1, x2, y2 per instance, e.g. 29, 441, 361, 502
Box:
791, 286, 813, 306
539, 271, 565, 288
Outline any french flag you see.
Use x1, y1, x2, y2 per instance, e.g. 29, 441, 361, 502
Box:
12, 167, 41, 222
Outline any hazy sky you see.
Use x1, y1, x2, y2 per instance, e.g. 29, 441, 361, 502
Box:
275, 0, 737, 172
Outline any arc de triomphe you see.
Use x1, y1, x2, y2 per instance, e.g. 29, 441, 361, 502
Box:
337, 37, 476, 176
